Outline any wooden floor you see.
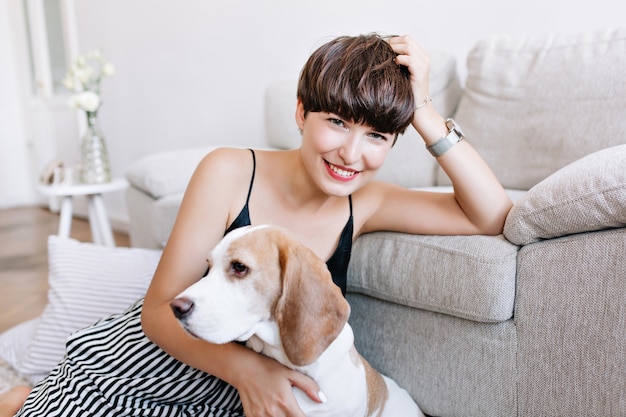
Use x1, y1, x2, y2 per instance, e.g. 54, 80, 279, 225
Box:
0, 206, 130, 333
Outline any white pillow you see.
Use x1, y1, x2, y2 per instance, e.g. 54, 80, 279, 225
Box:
504, 145, 626, 245
0, 236, 161, 383
0, 318, 39, 373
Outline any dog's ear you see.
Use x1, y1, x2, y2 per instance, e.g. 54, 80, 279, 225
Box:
274, 234, 351, 367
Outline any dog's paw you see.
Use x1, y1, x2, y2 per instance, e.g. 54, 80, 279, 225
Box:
246, 336, 264, 353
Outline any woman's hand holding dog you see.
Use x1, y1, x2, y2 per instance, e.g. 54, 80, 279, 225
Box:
232, 351, 323, 417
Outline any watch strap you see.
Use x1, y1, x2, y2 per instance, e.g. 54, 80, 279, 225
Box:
426, 119, 464, 157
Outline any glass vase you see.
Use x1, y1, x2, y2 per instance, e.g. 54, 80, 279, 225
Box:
80, 112, 112, 184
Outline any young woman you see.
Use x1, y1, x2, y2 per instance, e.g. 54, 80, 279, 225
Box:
2, 33, 512, 417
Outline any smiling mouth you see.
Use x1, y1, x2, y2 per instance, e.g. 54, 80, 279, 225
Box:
325, 161, 359, 179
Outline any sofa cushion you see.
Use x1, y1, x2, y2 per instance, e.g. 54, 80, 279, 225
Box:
347, 232, 519, 323
504, 145, 626, 245
125, 146, 216, 199
442, 28, 626, 190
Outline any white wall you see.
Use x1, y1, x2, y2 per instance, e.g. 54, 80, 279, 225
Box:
0, 1, 38, 208
3, 0, 625, 225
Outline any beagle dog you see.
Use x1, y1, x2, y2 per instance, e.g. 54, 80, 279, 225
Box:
171, 225, 424, 417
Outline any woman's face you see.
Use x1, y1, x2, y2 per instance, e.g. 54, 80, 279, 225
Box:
296, 101, 394, 197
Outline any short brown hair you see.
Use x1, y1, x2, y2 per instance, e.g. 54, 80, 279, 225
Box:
297, 34, 415, 134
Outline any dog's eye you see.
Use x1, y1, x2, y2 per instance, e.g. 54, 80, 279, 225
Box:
231, 261, 248, 277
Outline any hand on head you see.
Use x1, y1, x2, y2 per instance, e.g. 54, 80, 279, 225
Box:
387, 35, 431, 110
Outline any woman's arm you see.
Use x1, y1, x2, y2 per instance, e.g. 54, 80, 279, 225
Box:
362, 37, 512, 236
141, 148, 321, 417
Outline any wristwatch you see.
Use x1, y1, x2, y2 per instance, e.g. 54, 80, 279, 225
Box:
426, 118, 465, 157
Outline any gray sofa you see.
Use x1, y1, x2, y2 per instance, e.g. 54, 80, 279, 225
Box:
125, 28, 626, 416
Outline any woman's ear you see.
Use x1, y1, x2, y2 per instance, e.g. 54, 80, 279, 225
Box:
295, 99, 306, 131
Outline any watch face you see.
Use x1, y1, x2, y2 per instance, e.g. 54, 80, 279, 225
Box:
446, 118, 465, 139
428, 118, 465, 157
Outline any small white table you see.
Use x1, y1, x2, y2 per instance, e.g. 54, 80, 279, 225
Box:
37, 178, 129, 247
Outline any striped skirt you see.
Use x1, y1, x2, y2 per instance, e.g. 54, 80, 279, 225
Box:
16, 299, 244, 417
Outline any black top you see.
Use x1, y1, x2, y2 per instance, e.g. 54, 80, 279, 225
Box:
225, 149, 353, 295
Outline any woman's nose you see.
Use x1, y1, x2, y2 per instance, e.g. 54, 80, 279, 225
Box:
338, 134, 361, 165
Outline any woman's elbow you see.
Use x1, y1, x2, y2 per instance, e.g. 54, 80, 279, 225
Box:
480, 199, 513, 236
140, 301, 160, 344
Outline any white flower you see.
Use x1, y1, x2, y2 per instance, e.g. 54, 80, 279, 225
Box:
63, 50, 114, 113
101, 63, 115, 77
62, 74, 75, 91
87, 49, 102, 60
74, 67, 94, 84
68, 91, 101, 112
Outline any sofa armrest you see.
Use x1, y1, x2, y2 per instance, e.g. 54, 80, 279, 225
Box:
504, 145, 626, 245
125, 146, 217, 199
348, 232, 519, 323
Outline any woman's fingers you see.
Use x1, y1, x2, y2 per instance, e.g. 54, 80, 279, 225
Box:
387, 35, 431, 104
289, 369, 326, 404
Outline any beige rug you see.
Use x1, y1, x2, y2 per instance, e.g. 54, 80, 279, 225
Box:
0, 358, 30, 394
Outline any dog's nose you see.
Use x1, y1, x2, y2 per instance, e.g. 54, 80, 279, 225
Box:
170, 297, 195, 320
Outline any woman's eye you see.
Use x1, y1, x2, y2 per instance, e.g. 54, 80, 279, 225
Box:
329, 118, 345, 127
369, 132, 388, 142
231, 261, 248, 277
